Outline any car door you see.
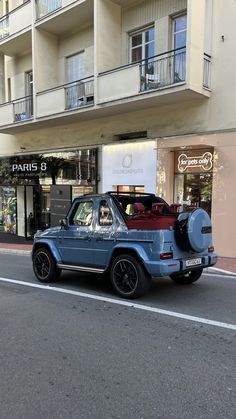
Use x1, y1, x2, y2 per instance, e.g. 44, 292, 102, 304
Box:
58, 199, 95, 266
92, 198, 116, 268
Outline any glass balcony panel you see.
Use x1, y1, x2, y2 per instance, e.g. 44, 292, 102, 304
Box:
140, 48, 186, 92
65, 79, 94, 110
36, 0, 62, 19
13, 96, 33, 122
0, 16, 9, 40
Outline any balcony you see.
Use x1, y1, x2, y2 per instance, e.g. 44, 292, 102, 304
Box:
0, 96, 33, 127
37, 77, 94, 118
0, 1, 32, 55
0, 46, 211, 133
98, 48, 211, 107
35, 0, 94, 36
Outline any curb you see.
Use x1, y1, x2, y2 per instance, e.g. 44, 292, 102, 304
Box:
0, 249, 31, 255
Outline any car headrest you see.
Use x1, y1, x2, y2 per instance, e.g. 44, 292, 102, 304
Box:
133, 202, 145, 213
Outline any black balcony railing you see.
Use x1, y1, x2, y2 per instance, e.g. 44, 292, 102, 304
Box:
65, 78, 94, 110
140, 47, 186, 92
0, 15, 9, 40
13, 96, 33, 122
36, 0, 62, 19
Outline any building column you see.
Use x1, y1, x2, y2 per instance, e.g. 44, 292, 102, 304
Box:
0, 54, 5, 103
187, 0, 206, 92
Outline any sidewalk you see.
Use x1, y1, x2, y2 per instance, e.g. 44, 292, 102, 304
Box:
0, 242, 236, 275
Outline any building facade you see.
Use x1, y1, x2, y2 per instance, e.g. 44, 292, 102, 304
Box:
0, 0, 235, 257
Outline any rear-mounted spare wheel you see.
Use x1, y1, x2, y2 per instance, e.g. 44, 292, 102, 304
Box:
175, 208, 212, 253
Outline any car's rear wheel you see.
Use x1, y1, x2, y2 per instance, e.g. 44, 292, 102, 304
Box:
170, 268, 203, 284
33, 248, 61, 283
110, 254, 151, 299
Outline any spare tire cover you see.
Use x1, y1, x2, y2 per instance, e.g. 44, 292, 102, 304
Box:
187, 208, 212, 252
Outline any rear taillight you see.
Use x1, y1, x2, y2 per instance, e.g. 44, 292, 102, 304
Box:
208, 246, 214, 253
160, 252, 173, 260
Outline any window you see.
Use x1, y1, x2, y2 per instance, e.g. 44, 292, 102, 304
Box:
99, 200, 113, 226
172, 14, 187, 82
66, 52, 85, 83
66, 52, 85, 108
71, 201, 93, 226
130, 26, 155, 64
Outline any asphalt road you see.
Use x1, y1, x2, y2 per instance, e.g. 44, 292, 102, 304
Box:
0, 252, 235, 419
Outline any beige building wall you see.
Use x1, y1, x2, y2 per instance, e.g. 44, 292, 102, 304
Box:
58, 25, 94, 84
34, 29, 58, 93
6, 52, 32, 99
96, 0, 122, 73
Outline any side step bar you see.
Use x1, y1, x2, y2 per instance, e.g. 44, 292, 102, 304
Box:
57, 263, 105, 274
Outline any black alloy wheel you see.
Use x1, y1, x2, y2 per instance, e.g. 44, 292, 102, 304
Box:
110, 254, 151, 299
33, 248, 61, 283
170, 268, 203, 284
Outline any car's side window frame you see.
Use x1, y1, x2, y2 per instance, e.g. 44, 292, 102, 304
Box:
69, 200, 94, 226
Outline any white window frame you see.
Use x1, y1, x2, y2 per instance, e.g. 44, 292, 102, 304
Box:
129, 25, 155, 64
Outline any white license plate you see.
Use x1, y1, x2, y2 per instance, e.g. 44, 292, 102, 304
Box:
186, 258, 202, 267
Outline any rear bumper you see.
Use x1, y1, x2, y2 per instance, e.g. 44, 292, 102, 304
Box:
145, 253, 218, 277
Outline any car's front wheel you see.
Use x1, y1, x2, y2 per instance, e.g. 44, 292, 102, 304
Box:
33, 247, 61, 283
170, 268, 203, 284
110, 254, 151, 299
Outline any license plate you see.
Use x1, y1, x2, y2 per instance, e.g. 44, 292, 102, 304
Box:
186, 258, 202, 267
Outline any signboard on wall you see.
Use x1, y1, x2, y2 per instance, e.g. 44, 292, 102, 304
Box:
102, 141, 157, 192
175, 149, 214, 173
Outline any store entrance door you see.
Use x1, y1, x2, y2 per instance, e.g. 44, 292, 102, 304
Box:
174, 173, 212, 215
16, 185, 42, 238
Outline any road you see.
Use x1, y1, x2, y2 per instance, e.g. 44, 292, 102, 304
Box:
0, 252, 235, 419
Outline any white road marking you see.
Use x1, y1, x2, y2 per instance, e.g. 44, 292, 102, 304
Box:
0, 276, 236, 331
208, 267, 236, 275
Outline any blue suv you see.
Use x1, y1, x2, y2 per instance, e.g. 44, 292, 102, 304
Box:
32, 192, 217, 299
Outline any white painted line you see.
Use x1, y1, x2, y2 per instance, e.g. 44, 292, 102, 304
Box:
0, 276, 236, 332
204, 272, 236, 279
208, 266, 236, 275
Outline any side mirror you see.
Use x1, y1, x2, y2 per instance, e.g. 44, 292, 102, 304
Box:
59, 218, 68, 228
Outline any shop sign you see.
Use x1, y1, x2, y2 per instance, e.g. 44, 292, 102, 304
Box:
102, 141, 157, 191
11, 162, 47, 173
177, 151, 213, 173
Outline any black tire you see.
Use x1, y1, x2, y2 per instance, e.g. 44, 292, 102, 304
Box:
33, 247, 61, 283
110, 254, 151, 299
170, 268, 203, 284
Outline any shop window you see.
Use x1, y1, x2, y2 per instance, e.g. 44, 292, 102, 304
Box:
0, 186, 16, 234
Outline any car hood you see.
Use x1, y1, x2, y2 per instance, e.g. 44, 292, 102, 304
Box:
34, 226, 61, 239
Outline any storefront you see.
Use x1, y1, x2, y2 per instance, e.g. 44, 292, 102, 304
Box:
173, 148, 214, 215
0, 148, 98, 238
101, 140, 157, 193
